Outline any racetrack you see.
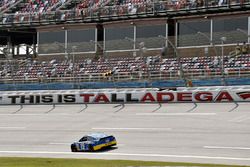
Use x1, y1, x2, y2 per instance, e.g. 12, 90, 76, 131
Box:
0, 103, 250, 165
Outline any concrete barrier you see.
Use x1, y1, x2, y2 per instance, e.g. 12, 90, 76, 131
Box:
0, 87, 249, 105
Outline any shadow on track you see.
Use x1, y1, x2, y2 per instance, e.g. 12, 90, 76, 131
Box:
151, 103, 162, 112
186, 102, 197, 112
228, 102, 239, 112
78, 104, 88, 113
113, 104, 125, 113
94, 146, 118, 152
45, 104, 56, 113
73, 147, 118, 153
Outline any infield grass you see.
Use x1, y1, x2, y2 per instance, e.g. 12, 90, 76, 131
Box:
0, 157, 249, 167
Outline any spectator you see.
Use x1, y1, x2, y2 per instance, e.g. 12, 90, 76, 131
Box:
241, 42, 249, 54
218, 0, 223, 6
161, 45, 167, 57
196, 0, 204, 7
229, 43, 241, 57
189, 0, 196, 8
235, 43, 241, 55
80, 9, 85, 19
185, 78, 193, 87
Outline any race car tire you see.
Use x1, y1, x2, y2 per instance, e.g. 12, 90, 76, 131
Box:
89, 145, 94, 152
71, 145, 77, 152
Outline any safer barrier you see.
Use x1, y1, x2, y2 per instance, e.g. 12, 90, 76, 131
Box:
0, 88, 249, 105
1, 78, 250, 91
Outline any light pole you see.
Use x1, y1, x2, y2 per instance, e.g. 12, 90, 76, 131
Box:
53, 42, 77, 84
53, 41, 69, 61
90, 40, 106, 60
236, 28, 248, 35
0, 47, 15, 84
72, 45, 76, 78
197, 31, 226, 85
125, 37, 149, 80
236, 28, 249, 43
158, 35, 186, 85
221, 36, 226, 83
18, 44, 38, 59
125, 37, 136, 57
90, 40, 118, 83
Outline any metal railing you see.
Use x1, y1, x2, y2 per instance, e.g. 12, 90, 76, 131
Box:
1, 67, 250, 84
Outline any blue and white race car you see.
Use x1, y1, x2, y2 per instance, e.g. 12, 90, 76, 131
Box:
71, 133, 117, 152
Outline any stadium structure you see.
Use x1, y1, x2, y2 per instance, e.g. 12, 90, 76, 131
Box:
1, 1, 250, 166
0, 0, 250, 90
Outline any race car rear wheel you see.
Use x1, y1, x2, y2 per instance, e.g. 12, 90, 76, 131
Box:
89, 145, 94, 152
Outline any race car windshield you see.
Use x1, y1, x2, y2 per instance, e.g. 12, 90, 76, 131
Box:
79, 136, 88, 142
87, 136, 97, 141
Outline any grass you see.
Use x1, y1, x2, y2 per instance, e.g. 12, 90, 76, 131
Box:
0, 157, 249, 167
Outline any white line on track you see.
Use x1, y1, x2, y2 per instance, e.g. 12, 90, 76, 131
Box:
136, 113, 217, 116
0, 151, 250, 161
229, 116, 250, 122
0, 114, 71, 116
204, 146, 250, 150
49, 143, 70, 145
0, 127, 26, 129
0, 113, 217, 116
92, 128, 171, 131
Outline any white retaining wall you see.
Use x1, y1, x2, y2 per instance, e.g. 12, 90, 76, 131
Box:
0, 88, 250, 104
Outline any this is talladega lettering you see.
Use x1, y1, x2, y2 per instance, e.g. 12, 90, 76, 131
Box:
7, 91, 235, 104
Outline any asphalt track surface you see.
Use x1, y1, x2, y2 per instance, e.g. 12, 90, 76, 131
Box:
0, 103, 250, 165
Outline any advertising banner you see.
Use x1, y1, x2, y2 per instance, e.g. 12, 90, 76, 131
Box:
0, 90, 250, 105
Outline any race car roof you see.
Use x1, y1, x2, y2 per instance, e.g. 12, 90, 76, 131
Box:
87, 133, 109, 139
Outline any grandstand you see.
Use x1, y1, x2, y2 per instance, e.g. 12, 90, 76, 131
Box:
0, 0, 250, 90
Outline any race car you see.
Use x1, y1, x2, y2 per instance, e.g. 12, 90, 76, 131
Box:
71, 133, 117, 152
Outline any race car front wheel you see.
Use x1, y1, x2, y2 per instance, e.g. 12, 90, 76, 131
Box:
71, 145, 77, 152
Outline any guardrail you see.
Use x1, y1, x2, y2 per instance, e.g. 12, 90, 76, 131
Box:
1, 68, 250, 84
0, 68, 250, 84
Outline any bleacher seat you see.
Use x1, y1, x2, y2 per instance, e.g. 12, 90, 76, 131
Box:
1, 54, 250, 82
